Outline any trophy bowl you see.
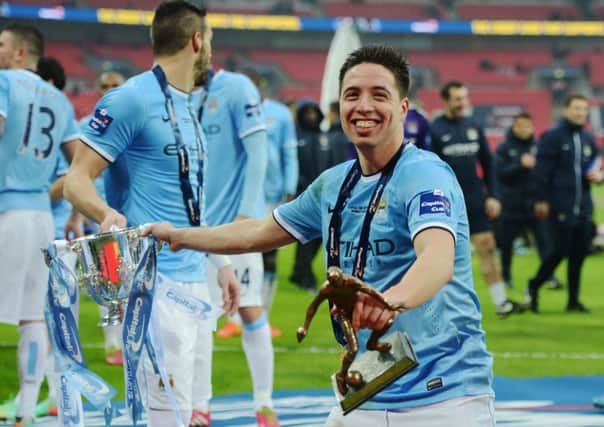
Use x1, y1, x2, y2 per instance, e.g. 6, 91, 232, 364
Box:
66, 225, 153, 327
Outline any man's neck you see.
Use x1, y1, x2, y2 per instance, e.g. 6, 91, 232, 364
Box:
155, 54, 194, 93
357, 139, 403, 175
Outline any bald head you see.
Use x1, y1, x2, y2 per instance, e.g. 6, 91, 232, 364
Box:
98, 71, 125, 96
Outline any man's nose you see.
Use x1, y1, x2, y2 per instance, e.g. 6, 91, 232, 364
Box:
356, 94, 374, 112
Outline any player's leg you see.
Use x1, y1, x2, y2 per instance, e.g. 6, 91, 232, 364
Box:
235, 253, 280, 426
191, 266, 217, 427
527, 219, 571, 312
4, 211, 53, 425
261, 249, 282, 337
565, 221, 592, 311
143, 279, 198, 427
498, 219, 520, 287
470, 211, 525, 318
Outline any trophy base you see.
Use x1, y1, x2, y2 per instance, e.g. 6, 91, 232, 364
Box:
332, 331, 418, 415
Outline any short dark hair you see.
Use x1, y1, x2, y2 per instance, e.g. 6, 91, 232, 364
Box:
440, 80, 465, 101
151, 1, 206, 57
339, 45, 410, 98
514, 112, 532, 121
564, 93, 588, 107
37, 56, 65, 90
2, 23, 44, 62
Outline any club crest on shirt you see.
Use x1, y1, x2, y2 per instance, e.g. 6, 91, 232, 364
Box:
206, 98, 219, 114
583, 145, 592, 158
466, 128, 478, 141
419, 189, 451, 217
374, 196, 388, 220
88, 108, 114, 135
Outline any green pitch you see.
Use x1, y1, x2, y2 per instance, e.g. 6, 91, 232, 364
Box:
0, 191, 602, 401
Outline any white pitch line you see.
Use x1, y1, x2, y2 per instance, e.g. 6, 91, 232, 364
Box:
1, 341, 604, 360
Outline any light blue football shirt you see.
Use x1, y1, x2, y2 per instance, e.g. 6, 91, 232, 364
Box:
0, 70, 80, 212
193, 70, 267, 225
81, 70, 207, 283
50, 154, 71, 239
275, 144, 493, 409
263, 98, 298, 205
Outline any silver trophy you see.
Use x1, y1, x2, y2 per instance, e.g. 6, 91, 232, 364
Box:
52, 225, 154, 327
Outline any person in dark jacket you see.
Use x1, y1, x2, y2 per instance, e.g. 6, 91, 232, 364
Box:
431, 81, 526, 318
495, 112, 560, 289
404, 106, 431, 150
290, 100, 329, 291
527, 94, 603, 313
327, 101, 356, 163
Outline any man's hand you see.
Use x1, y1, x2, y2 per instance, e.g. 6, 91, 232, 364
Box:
64, 209, 86, 240
142, 222, 182, 251
520, 153, 536, 169
351, 292, 396, 331
99, 209, 127, 232
534, 201, 549, 220
485, 197, 501, 220
586, 169, 604, 184
217, 265, 240, 316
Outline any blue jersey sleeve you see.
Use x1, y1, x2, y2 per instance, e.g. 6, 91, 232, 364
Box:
238, 129, 267, 217
281, 108, 299, 196
80, 84, 145, 162
403, 161, 461, 242
273, 176, 322, 243
231, 75, 266, 138
0, 73, 8, 118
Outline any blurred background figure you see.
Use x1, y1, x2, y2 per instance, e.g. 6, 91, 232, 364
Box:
528, 94, 603, 313
495, 112, 562, 290
431, 81, 527, 318
289, 100, 329, 292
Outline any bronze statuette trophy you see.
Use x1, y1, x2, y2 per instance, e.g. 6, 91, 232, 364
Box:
297, 267, 419, 415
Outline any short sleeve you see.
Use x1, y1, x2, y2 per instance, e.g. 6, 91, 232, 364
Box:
60, 95, 81, 144
404, 162, 460, 242
273, 177, 323, 243
231, 75, 266, 139
0, 73, 9, 118
80, 84, 145, 163
55, 153, 70, 177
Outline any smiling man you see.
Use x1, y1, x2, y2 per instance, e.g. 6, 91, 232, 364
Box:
145, 45, 495, 426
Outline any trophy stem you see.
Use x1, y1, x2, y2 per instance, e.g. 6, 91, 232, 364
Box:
99, 302, 123, 327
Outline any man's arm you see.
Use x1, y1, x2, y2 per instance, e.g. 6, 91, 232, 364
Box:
477, 127, 498, 197
49, 139, 80, 202
236, 130, 268, 220
352, 227, 455, 331
64, 141, 125, 229
282, 115, 299, 200
145, 215, 295, 254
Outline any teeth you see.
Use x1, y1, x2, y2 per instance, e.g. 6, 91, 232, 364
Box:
355, 120, 376, 128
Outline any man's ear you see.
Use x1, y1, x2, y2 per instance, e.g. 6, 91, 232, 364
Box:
14, 45, 26, 66
192, 31, 202, 53
400, 97, 410, 119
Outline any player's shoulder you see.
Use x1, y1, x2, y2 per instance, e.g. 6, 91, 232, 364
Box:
264, 98, 290, 116
99, 72, 151, 110
409, 106, 429, 119
399, 144, 453, 177
215, 69, 256, 90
